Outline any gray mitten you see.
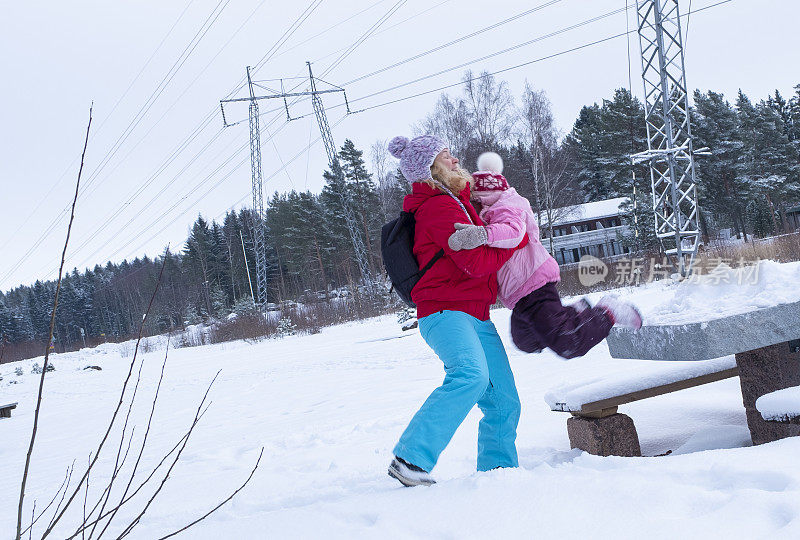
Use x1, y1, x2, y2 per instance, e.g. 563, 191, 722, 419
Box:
448, 223, 488, 251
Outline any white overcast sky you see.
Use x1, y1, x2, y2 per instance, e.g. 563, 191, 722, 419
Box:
1, 0, 798, 291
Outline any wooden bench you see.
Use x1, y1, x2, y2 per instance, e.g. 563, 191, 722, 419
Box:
1, 402, 18, 419
551, 299, 800, 457
548, 359, 738, 456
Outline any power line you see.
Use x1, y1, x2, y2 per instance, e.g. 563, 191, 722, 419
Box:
343, 0, 565, 86
95, 0, 201, 137
62, 117, 289, 276
266, 0, 395, 61
250, 0, 325, 75
249, 0, 564, 120
320, 0, 407, 77
0, 0, 324, 290
221, 0, 448, 126
55, 0, 365, 280
78, 0, 324, 225
8, 0, 569, 287
0, 0, 199, 256
65, 126, 228, 262
107, 116, 350, 267
59, 0, 278, 262
213, 115, 349, 222
96, 0, 394, 271
107, 114, 349, 270
348, 5, 631, 106
77, 0, 232, 200
340, 0, 734, 114
284, 2, 636, 128
0, 0, 232, 288
298, 0, 453, 69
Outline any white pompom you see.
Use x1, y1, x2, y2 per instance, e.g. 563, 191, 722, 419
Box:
476, 152, 503, 174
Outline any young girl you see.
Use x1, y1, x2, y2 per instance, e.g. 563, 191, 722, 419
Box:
448, 152, 642, 359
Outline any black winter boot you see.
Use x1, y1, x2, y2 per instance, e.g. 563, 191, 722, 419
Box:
388, 456, 436, 487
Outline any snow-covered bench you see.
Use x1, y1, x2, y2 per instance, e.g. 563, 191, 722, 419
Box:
607, 299, 800, 448
549, 299, 800, 456
546, 358, 738, 457
0, 402, 18, 419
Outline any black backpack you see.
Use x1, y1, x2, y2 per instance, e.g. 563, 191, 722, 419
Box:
381, 211, 444, 307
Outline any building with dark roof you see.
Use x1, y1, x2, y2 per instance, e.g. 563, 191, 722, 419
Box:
541, 197, 631, 265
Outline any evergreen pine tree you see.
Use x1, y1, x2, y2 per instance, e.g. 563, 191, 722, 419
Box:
564, 89, 647, 202
737, 90, 800, 234
184, 215, 218, 318
338, 139, 381, 272
692, 90, 749, 238
789, 84, 800, 145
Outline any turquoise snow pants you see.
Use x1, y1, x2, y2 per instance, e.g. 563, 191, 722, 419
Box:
393, 310, 521, 472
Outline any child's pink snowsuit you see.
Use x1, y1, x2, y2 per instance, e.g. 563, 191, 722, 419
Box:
472, 187, 561, 309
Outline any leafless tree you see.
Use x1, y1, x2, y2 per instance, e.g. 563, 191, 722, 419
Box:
370, 139, 393, 221
462, 70, 515, 149
539, 145, 575, 254
417, 94, 473, 158
517, 84, 576, 252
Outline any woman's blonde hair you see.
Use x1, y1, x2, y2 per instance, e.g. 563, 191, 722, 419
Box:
428, 161, 473, 193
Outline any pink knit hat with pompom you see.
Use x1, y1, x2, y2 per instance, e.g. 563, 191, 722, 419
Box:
472, 152, 508, 191
472, 172, 509, 192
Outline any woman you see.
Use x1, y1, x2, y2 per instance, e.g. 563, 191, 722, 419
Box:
386, 135, 529, 487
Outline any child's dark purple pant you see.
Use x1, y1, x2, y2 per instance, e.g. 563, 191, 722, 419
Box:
510, 282, 613, 359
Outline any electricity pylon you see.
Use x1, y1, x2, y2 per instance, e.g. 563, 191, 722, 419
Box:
305, 62, 374, 298
220, 63, 374, 309
220, 67, 271, 309
632, 0, 704, 276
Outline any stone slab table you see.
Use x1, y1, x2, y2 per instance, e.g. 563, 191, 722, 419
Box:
606, 300, 800, 445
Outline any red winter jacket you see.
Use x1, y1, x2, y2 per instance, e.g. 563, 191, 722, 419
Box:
404, 181, 529, 321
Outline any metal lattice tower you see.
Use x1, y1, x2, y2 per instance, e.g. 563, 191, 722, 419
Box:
633, 0, 700, 276
220, 66, 290, 309
220, 64, 374, 307
244, 67, 270, 308
306, 62, 374, 294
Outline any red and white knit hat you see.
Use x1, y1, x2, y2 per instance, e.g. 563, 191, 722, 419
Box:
472, 171, 509, 191
472, 152, 509, 192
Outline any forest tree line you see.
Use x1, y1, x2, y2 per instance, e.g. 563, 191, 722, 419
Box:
2, 71, 799, 359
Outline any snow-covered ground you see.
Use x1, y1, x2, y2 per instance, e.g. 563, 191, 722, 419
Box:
3, 268, 800, 538
642, 260, 800, 325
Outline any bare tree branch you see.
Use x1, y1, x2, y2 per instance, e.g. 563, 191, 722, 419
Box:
94, 338, 172, 538
116, 373, 220, 538
29, 502, 36, 540
84, 454, 91, 540
65, 412, 208, 540
47, 462, 75, 532
157, 448, 264, 540
39, 253, 168, 539
17, 104, 93, 540
21, 461, 73, 536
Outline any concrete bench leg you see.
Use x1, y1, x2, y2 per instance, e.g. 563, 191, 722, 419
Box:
736, 340, 800, 445
567, 413, 642, 457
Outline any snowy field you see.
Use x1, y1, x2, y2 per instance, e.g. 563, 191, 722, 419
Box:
3, 263, 800, 538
